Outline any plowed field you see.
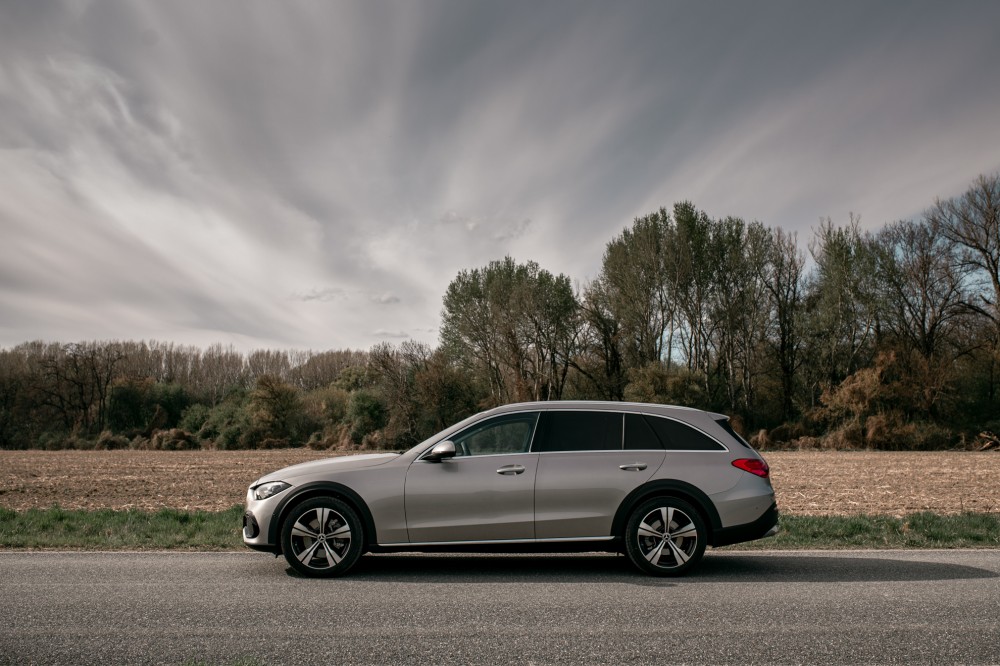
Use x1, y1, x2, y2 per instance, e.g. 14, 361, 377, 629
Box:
1, 450, 997, 516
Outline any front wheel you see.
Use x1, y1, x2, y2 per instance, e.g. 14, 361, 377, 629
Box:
624, 497, 706, 576
281, 497, 363, 578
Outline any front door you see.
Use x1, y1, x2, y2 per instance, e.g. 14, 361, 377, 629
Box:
404, 412, 539, 543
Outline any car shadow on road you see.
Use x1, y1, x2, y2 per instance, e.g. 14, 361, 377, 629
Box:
283, 551, 997, 585
288, 553, 654, 584
692, 553, 998, 583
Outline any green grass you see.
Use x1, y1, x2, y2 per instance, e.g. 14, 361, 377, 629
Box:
724, 512, 1000, 550
0, 505, 244, 549
1, 507, 997, 550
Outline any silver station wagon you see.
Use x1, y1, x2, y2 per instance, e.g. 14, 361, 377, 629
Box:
243, 401, 778, 577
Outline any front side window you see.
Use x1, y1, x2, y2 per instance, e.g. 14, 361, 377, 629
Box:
451, 412, 538, 456
532, 411, 623, 452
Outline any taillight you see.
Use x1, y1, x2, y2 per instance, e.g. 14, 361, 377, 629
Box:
732, 458, 769, 478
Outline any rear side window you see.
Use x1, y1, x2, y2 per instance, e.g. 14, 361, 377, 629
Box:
533, 411, 622, 452
642, 415, 726, 451
625, 413, 663, 450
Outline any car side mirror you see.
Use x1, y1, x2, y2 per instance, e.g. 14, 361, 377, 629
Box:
424, 440, 457, 462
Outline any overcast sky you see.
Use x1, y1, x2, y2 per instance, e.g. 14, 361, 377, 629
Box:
2, 1, 999, 353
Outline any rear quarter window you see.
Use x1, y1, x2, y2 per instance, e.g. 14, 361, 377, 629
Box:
642, 415, 726, 451
715, 418, 753, 449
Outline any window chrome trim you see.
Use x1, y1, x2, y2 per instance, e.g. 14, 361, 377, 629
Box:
524, 408, 729, 453
417, 451, 537, 461
416, 407, 730, 458
657, 449, 728, 453
530, 449, 724, 454
533, 449, 649, 454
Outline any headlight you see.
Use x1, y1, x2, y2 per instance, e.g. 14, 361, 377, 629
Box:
252, 481, 291, 500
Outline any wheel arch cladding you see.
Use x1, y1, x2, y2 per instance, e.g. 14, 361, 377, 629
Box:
612, 480, 722, 541
268, 482, 377, 549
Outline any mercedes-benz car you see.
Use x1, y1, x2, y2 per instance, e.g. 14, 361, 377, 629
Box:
243, 401, 778, 577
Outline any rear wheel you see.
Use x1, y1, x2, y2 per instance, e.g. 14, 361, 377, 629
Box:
281, 497, 363, 578
624, 497, 706, 576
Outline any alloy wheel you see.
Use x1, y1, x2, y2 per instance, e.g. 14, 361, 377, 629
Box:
281, 497, 363, 577
635, 505, 699, 569
288, 506, 352, 570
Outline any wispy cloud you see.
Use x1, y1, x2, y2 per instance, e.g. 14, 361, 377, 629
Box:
494, 218, 532, 242
369, 293, 401, 305
296, 288, 347, 303
372, 329, 410, 339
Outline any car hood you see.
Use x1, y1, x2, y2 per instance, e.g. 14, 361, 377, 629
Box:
254, 452, 400, 485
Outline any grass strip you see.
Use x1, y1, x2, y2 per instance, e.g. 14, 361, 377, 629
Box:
725, 512, 1000, 550
1, 507, 998, 550
0, 506, 245, 550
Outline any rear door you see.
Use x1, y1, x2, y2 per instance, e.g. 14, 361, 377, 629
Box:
533, 411, 665, 539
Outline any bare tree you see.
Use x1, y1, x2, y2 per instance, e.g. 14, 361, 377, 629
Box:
287, 349, 369, 390
765, 228, 806, 421
803, 216, 881, 400
927, 173, 1000, 403
876, 219, 970, 358
668, 202, 716, 392
577, 280, 628, 400
874, 218, 971, 414
929, 174, 1000, 321
368, 340, 429, 444
32, 342, 125, 433
708, 217, 772, 419
197, 344, 247, 403
246, 349, 291, 383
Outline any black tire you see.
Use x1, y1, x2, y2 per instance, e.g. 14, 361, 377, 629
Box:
624, 497, 707, 576
281, 497, 364, 578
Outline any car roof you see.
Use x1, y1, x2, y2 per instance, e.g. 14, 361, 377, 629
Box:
484, 400, 729, 422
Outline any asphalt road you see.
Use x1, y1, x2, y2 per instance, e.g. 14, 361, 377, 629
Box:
1, 550, 998, 665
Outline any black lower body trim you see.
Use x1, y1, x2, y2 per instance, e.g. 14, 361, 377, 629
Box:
244, 541, 280, 554
370, 540, 622, 555
711, 503, 779, 547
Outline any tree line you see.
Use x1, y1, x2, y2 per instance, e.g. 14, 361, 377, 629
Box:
1, 174, 998, 451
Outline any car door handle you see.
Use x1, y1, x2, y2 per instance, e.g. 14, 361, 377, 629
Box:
496, 465, 526, 475
619, 463, 648, 471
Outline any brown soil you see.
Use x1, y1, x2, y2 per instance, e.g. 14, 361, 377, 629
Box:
0, 450, 333, 512
0, 450, 997, 515
767, 451, 999, 516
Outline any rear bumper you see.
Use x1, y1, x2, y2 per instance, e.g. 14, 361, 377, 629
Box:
710, 503, 779, 547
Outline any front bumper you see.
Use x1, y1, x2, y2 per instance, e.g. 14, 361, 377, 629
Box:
242, 485, 286, 553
